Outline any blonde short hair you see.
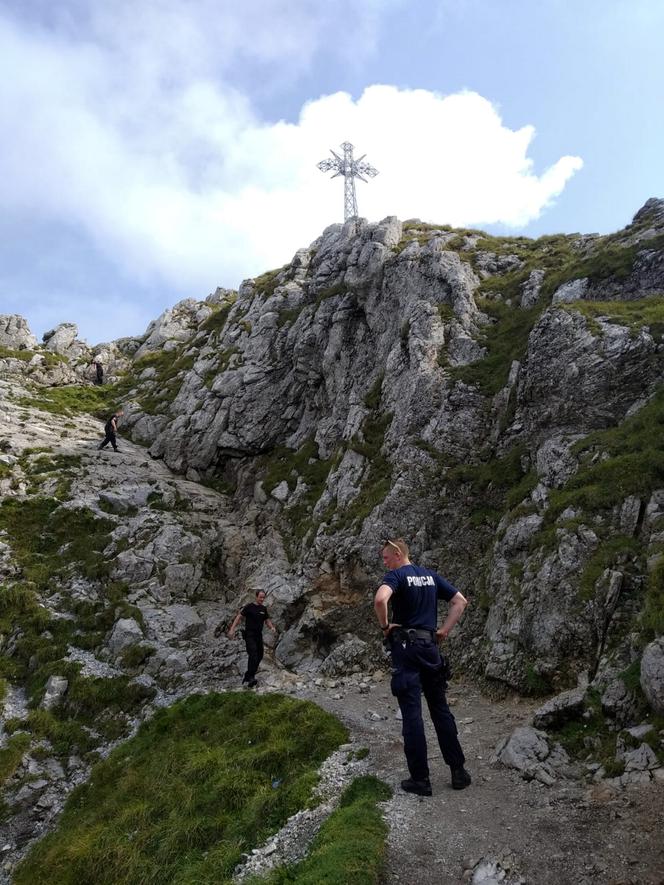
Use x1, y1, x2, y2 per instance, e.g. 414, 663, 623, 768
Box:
383, 538, 409, 558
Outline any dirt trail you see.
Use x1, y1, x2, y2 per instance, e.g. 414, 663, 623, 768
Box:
298, 676, 664, 885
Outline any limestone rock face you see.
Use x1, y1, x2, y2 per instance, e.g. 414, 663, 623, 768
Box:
3, 201, 664, 713
641, 638, 664, 715
0, 314, 38, 350
105, 204, 664, 700
3, 203, 664, 870
42, 323, 81, 356
134, 298, 210, 359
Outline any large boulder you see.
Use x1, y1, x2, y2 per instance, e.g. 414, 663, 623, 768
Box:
641, 638, 664, 715
107, 618, 144, 656
0, 315, 38, 350
532, 687, 586, 730
319, 636, 370, 676
40, 675, 68, 710
492, 726, 571, 785
42, 323, 78, 353
134, 298, 209, 359
600, 674, 641, 725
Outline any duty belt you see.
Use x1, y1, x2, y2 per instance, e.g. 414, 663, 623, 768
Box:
393, 627, 435, 642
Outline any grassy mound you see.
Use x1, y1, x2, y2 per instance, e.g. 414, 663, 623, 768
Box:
251, 775, 392, 885
15, 692, 348, 885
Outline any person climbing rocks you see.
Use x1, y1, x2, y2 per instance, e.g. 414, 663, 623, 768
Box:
228, 589, 277, 688
98, 408, 123, 452
375, 537, 472, 796
92, 360, 104, 385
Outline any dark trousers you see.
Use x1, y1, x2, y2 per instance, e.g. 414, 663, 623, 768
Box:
99, 431, 117, 451
243, 632, 264, 681
390, 637, 465, 781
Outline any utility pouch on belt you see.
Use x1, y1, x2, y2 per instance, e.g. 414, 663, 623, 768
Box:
440, 654, 452, 681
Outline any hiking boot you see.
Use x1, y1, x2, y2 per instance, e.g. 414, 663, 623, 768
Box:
451, 767, 472, 790
400, 777, 432, 796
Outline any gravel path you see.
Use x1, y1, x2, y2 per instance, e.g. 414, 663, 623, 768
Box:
293, 676, 664, 885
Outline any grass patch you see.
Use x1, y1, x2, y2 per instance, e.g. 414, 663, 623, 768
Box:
446, 444, 537, 523
0, 733, 31, 788
642, 557, 664, 639
550, 690, 625, 775
118, 643, 155, 669
449, 299, 543, 395
16, 692, 348, 885
562, 296, 664, 340
253, 775, 392, 885
0, 346, 66, 369
17, 385, 120, 419
437, 304, 455, 323
277, 306, 306, 329
18, 452, 82, 499
254, 268, 285, 298
0, 346, 34, 362
0, 497, 114, 593
578, 535, 641, 601
313, 283, 348, 308
522, 663, 553, 697
131, 348, 197, 415
262, 439, 340, 541
545, 387, 664, 524
199, 295, 238, 335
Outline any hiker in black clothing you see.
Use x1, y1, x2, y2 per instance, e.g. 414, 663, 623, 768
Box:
228, 590, 277, 687
98, 408, 123, 452
92, 360, 104, 385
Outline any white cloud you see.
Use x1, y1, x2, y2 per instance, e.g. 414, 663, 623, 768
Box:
0, 3, 582, 301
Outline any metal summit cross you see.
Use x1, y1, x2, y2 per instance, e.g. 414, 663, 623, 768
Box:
317, 142, 378, 222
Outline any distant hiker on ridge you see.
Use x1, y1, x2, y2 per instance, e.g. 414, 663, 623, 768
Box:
98, 408, 123, 453
228, 589, 277, 688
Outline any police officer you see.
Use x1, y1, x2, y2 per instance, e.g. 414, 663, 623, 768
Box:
374, 538, 471, 796
228, 590, 277, 687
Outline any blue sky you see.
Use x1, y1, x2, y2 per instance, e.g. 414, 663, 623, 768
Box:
1, 0, 662, 344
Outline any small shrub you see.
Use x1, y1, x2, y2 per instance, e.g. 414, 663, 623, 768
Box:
119, 643, 155, 669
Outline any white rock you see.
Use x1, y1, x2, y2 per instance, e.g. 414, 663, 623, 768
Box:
41, 675, 68, 710
107, 618, 144, 656
641, 638, 664, 715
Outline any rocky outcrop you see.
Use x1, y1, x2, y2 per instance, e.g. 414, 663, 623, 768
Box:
641, 638, 664, 715
0, 315, 38, 350
5, 203, 662, 705
492, 726, 574, 785
134, 298, 214, 359
3, 199, 664, 873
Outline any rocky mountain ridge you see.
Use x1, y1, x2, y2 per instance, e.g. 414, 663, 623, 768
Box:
2, 198, 664, 875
